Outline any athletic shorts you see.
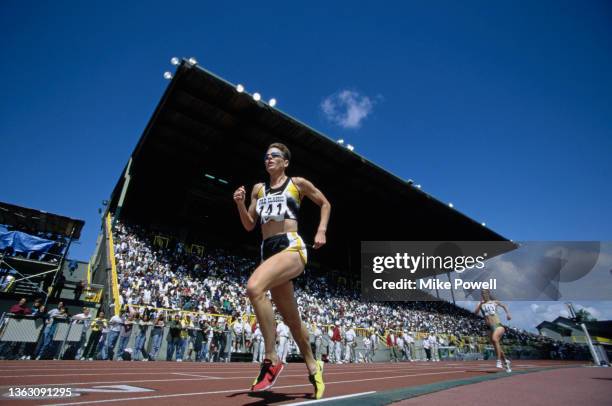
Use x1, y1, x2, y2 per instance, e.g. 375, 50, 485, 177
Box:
261, 232, 308, 264
489, 322, 503, 333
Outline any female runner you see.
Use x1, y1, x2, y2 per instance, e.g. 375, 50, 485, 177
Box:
475, 289, 512, 372
233, 143, 331, 399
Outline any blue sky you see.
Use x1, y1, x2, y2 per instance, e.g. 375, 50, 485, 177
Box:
1, 1, 611, 330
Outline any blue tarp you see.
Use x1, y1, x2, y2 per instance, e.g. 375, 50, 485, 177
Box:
0, 231, 56, 254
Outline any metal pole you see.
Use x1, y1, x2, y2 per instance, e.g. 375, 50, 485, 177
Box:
566, 303, 601, 366
44, 225, 76, 308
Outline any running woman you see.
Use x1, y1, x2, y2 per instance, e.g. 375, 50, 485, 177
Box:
475, 289, 512, 372
233, 143, 330, 399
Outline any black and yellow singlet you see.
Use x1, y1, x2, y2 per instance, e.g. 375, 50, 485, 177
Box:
256, 177, 301, 224
481, 301, 503, 331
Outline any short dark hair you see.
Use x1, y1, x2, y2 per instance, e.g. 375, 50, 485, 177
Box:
268, 143, 291, 161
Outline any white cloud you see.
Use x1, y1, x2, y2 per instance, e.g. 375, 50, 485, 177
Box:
321, 90, 375, 129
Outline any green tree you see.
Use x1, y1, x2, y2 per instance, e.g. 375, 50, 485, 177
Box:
575, 308, 597, 322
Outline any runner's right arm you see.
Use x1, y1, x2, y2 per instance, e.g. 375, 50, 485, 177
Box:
234, 183, 262, 231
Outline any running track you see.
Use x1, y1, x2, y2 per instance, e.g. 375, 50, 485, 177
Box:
0, 360, 589, 405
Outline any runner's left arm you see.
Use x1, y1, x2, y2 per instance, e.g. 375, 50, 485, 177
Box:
497, 301, 512, 320
293, 177, 331, 249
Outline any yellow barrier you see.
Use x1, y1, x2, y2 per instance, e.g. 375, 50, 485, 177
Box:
106, 213, 122, 316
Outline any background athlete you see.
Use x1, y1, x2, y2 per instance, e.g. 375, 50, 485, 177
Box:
233, 142, 331, 399
475, 289, 512, 372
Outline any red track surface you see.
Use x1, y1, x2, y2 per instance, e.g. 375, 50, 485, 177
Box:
0, 360, 585, 405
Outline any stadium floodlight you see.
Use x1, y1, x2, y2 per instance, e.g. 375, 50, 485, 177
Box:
448, 203, 454, 208
188, 57, 198, 65
170, 57, 180, 66
416, 184, 422, 189
481, 222, 486, 227
347, 144, 354, 151
337, 139, 344, 145
269, 98, 277, 107
163, 71, 173, 80
236, 84, 245, 93
253, 92, 261, 101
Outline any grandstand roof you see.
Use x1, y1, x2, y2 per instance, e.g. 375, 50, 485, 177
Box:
538, 317, 612, 340
0, 201, 84, 239
109, 60, 513, 270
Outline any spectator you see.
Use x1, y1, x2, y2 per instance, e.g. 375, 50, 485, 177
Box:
72, 307, 92, 359
82, 310, 107, 360
133, 314, 151, 361
35, 302, 67, 359
50, 273, 66, 300
9, 298, 32, 315
276, 318, 290, 364
344, 323, 356, 363
149, 314, 165, 361
105, 312, 123, 360
387, 329, 399, 362
166, 314, 182, 361
117, 314, 135, 360
74, 280, 85, 301
331, 321, 342, 364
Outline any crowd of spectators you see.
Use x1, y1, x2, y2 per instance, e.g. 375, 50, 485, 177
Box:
111, 222, 575, 351
0, 221, 588, 362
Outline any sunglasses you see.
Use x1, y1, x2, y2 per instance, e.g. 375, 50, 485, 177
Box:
264, 152, 285, 161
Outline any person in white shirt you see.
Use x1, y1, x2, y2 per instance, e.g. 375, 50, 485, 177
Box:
313, 324, 323, 361
397, 334, 406, 361
344, 323, 356, 363
233, 319, 244, 352
244, 320, 253, 353
405, 331, 415, 362
72, 308, 92, 360
422, 333, 432, 361
252, 324, 265, 363
362, 336, 372, 363
369, 329, 378, 359
105, 313, 124, 360
276, 319, 290, 364
428, 333, 439, 362
143, 288, 151, 305
327, 325, 335, 363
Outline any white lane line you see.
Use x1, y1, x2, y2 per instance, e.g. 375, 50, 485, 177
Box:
172, 373, 222, 379
41, 370, 468, 406
288, 391, 376, 405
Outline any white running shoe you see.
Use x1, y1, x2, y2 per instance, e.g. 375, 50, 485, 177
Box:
505, 359, 512, 373
496, 360, 503, 369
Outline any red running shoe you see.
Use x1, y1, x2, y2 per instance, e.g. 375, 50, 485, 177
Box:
251, 359, 284, 391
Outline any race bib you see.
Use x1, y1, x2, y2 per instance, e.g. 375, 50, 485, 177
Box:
257, 195, 288, 223
482, 302, 496, 316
